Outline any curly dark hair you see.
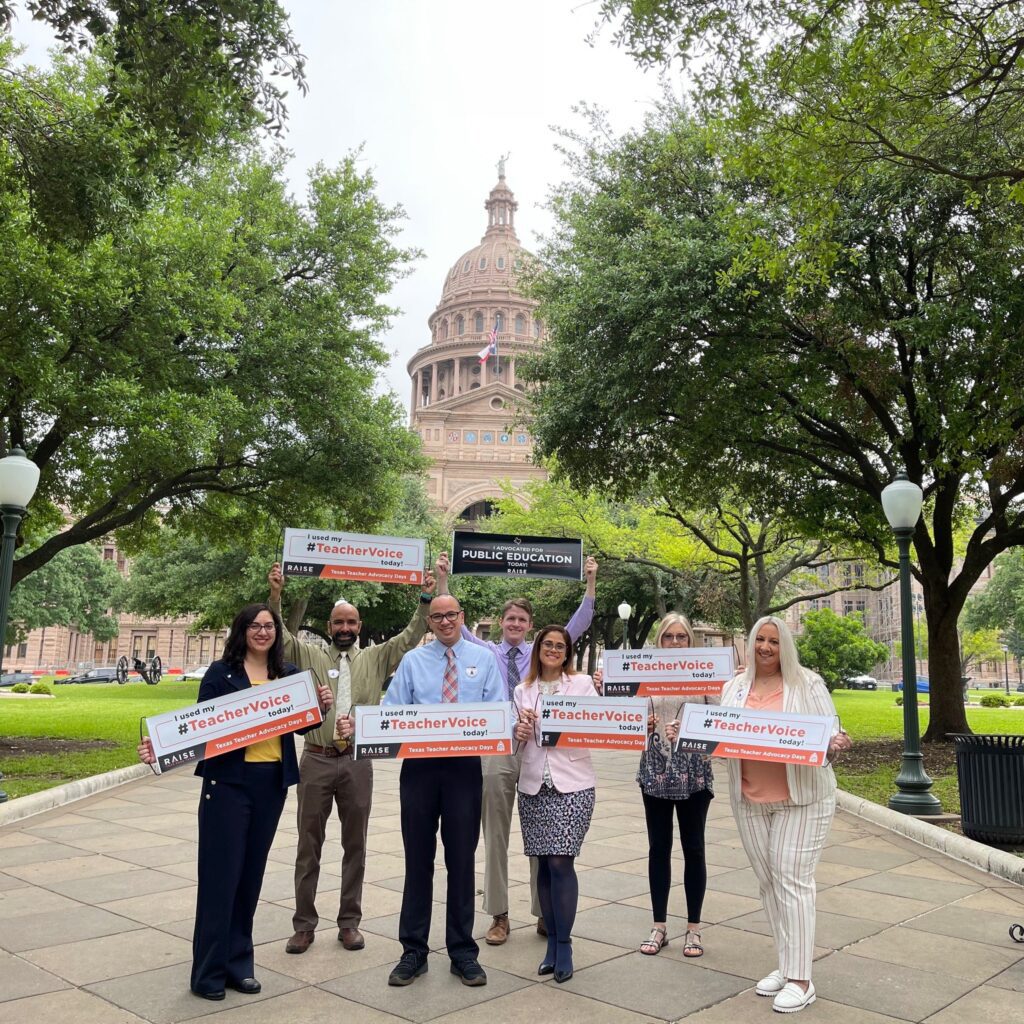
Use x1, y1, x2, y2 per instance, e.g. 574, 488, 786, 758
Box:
524, 625, 574, 683
221, 603, 286, 679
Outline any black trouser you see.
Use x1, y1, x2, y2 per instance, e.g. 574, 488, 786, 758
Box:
192, 763, 286, 995
398, 756, 482, 962
642, 788, 713, 923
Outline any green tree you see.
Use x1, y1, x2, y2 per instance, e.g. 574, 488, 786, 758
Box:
528, 103, 1024, 740
6, 544, 121, 643
796, 609, 888, 690
2, 55, 423, 589
123, 478, 447, 643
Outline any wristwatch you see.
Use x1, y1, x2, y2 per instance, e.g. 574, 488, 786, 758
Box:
419, 592, 433, 604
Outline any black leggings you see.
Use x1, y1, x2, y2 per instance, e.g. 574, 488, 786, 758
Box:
642, 789, 712, 923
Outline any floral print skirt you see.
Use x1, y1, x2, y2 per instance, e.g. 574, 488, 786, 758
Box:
519, 783, 595, 857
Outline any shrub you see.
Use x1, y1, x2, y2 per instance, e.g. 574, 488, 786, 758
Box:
10, 682, 29, 693
979, 693, 1009, 708
895, 695, 903, 706
1014, 696, 1024, 707
29, 680, 53, 695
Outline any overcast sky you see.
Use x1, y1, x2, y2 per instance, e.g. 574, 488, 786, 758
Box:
11, 1, 669, 407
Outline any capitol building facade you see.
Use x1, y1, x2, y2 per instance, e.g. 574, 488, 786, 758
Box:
407, 170, 549, 520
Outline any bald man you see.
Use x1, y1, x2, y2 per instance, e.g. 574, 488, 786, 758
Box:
268, 561, 438, 955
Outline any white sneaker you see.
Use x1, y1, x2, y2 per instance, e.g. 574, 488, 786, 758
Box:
756, 970, 786, 996
773, 981, 816, 1013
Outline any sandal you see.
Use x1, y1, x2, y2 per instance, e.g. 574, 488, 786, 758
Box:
683, 929, 704, 958
640, 926, 668, 955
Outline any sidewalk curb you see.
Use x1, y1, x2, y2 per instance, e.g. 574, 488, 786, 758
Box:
836, 788, 1024, 885
0, 763, 151, 828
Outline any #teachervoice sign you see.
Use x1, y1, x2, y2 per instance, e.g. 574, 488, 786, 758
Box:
539, 694, 649, 751
674, 704, 836, 765
352, 702, 514, 760
281, 527, 426, 585
602, 648, 735, 699
143, 671, 323, 774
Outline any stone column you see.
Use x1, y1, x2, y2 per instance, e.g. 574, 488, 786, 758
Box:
430, 362, 438, 404
410, 371, 418, 417
455, 357, 462, 394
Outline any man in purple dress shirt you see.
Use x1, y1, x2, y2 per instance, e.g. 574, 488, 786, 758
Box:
436, 552, 598, 945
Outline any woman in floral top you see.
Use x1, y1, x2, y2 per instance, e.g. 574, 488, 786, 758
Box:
635, 613, 714, 958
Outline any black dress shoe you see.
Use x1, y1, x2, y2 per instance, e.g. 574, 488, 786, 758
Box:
388, 953, 428, 986
450, 958, 487, 986
554, 966, 574, 983
192, 989, 225, 1001
538, 959, 555, 976
227, 977, 261, 994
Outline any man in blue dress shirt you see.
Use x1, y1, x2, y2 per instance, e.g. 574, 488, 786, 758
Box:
382, 594, 503, 988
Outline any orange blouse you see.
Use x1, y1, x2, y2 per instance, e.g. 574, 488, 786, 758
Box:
740, 686, 791, 803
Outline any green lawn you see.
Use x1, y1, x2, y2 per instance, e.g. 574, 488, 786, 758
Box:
832, 689, 1024, 814
0, 682, 200, 799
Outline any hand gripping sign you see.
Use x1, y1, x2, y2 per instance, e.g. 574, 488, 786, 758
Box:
282, 528, 426, 585
536, 694, 648, 751
352, 702, 514, 760
603, 648, 734, 699
144, 671, 322, 774
674, 703, 835, 766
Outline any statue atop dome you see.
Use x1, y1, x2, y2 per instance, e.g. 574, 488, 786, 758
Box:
497, 152, 510, 179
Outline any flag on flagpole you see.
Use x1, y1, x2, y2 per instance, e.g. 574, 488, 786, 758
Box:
477, 323, 498, 364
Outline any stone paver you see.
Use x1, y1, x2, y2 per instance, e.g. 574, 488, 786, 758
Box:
0, 752, 1019, 1023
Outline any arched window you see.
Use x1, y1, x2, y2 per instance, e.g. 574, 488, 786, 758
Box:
478, 257, 487, 270
474, 312, 484, 333
496, 256, 505, 270
514, 313, 525, 335
456, 314, 464, 335
440, 319, 448, 340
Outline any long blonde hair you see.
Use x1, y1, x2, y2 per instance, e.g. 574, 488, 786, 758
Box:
739, 615, 807, 689
654, 612, 695, 648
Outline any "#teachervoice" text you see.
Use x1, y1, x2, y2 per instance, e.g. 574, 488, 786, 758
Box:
179, 692, 295, 730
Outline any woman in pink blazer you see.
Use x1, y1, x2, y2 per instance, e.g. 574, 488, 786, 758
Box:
513, 625, 597, 983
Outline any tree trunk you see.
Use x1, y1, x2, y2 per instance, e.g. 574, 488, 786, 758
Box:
921, 590, 971, 742
286, 596, 308, 635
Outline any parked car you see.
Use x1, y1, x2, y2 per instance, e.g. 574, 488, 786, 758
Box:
844, 674, 878, 690
59, 667, 120, 685
895, 676, 930, 693
182, 665, 209, 682
0, 671, 33, 687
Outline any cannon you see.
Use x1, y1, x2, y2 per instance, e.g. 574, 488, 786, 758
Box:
116, 654, 162, 685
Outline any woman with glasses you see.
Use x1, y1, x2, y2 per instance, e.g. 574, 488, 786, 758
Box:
669, 616, 851, 1013
138, 603, 331, 1001
512, 625, 596, 983
631, 613, 715, 959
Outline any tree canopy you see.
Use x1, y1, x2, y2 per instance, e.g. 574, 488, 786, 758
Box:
528, 101, 1024, 739
795, 609, 888, 690
2, 52, 423, 589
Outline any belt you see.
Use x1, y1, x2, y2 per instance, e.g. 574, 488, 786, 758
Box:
305, 743, 351, 757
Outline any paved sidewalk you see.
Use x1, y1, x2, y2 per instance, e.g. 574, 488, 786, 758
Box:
1, 753, 1022, 1023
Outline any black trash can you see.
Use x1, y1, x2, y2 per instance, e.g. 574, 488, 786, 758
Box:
951, 734, 1024, 845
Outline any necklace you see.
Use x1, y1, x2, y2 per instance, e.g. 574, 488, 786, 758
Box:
538, 676, 561, 695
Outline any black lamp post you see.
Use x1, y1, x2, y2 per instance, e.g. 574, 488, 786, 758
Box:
1002, 645, 1010, 696
0, 448, 41, 804
881, 472, 942, 816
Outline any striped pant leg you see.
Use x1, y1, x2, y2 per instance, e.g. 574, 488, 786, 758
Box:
732, 799, 787, 969
769, 796, 835, 981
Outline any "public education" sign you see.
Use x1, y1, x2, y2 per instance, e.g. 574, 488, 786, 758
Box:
144, 671, 323, 774
451, 531, 582, 581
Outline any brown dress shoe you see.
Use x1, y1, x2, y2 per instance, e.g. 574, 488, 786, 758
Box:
485, 913, 510, 945
285, 930, 315, 954
339, 926, 365, 950
536, 916, 548, 937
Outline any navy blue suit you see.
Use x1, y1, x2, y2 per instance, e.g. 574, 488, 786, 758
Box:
191, 659, 311, 996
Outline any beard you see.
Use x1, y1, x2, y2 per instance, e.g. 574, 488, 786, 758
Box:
332, 632, 358, 650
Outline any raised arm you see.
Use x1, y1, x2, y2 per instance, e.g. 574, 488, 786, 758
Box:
565, 555, 598, 644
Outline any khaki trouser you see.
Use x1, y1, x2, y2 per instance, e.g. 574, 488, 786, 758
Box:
482, 752, 541, 917
292, 748, 373, 931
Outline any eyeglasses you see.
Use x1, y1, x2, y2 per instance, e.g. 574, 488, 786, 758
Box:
539, 641, 567, 652
661, 633, 691, 644
428, 611, 461, 623
247, 622, 276, 634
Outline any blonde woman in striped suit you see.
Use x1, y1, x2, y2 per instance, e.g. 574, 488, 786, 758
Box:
670, 616, 850, 1013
